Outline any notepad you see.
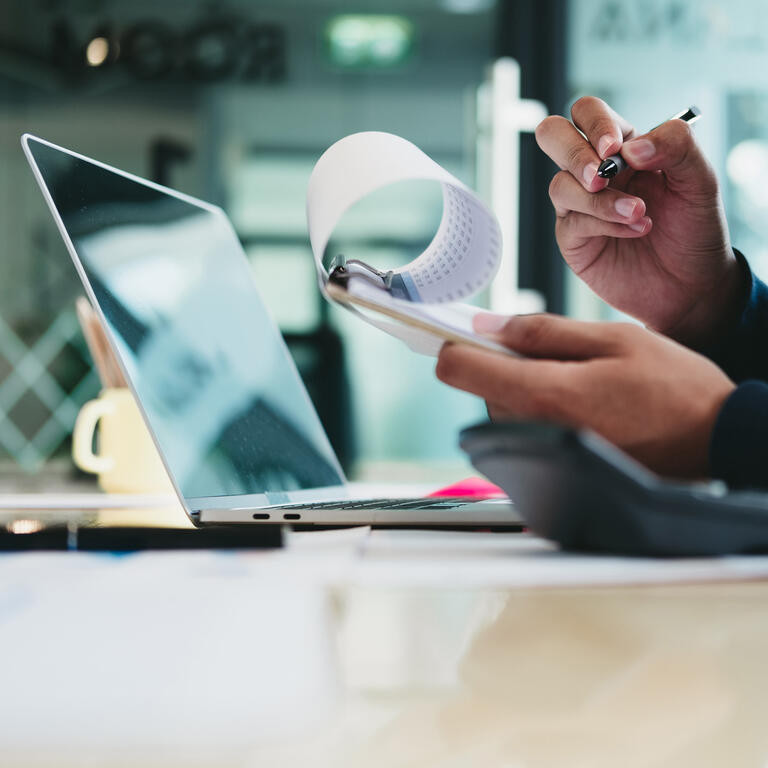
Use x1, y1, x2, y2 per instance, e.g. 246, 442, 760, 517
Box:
306, 132, 515, 357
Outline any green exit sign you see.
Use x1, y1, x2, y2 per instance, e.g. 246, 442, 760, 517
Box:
325, 15, 415, 69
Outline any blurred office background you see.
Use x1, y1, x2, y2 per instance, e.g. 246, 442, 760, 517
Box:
1, 0, 767, 485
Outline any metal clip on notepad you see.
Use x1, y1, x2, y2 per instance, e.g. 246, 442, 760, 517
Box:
328, 253, 394, 292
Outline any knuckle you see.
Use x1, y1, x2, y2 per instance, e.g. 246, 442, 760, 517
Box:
656, 119, 695, 158
587, 190, 603, 215
534, 117, 552, 142
571, 95, 606, 121
555, 212, 577, 240
554, 217, 569, 245
565, 142, 588, 170
435, 350, 457, 382
612, 322, 640, 344
526, 386, 561, 421
535, 115, 567, 147
658, 120, 717, 187
587, 116, 616, 141
516, 316, 551, 351
516, 321, 540, 350
666, 117, 695, 143
548, 171, 567, 201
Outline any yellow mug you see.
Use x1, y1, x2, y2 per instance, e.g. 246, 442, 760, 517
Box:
72, 388, 174, 494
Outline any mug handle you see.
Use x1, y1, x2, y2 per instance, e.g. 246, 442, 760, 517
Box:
72, 398, 115, 474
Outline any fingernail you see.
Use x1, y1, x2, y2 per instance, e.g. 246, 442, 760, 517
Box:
598, 135, 615, 157
623, 139, 656, 162
582, 162, 599, 186
473, 312, 508, 335
614, 198, 637, 218
630, 218, 649, 233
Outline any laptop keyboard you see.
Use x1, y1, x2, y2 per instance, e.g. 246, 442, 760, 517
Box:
279, 496, 477, 511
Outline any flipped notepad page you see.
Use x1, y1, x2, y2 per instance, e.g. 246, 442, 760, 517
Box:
306, 132, 504, 356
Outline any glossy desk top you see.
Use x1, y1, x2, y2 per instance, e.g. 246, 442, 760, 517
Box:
2, 528, 768, 767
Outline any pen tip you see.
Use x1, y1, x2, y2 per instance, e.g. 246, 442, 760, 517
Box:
596, 159, 618, 179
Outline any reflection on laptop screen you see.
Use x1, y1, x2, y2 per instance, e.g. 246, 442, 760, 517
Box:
26, 137, 344, 499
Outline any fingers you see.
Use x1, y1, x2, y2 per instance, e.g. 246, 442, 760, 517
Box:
436, 344, 579, 422
535, 116, 608, 193
549, 188, 653, 265
536, 97, 635, 193
557, 211, 652, 250
549, 170, 650, 230
472, 313, 625, 360
621, 118, 717, 194
570, 96, 635, 158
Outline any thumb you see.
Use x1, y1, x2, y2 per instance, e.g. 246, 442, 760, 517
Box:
473, 312, 618, 360
620, 118, 717, 193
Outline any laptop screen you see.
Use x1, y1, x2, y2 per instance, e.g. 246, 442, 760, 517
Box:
25, 136, 345, 500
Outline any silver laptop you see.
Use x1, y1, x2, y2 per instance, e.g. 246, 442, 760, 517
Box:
23, 134, 518, 527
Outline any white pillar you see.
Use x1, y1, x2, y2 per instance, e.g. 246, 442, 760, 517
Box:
480, 58, 549, 314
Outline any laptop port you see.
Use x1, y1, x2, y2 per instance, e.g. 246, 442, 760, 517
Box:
252, 513, 270, 520
283, 513, 301, 521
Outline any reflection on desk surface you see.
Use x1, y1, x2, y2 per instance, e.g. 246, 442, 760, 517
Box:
326, 583, 768, 768
0, 491, 190, 529
2, 533, 768, 766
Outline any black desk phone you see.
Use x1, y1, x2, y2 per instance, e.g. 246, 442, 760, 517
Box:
461, 421, 768, 557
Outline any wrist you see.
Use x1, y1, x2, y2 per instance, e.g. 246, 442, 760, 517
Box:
666, 249, 750, 350
703, 250, 751, 346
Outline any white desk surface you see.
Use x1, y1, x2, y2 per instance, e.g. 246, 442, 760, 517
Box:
2, 522, 768, 766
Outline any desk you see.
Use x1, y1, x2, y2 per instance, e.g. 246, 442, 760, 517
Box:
1, 527, 768, 767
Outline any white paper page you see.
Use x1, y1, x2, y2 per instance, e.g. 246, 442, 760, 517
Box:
306, 132, 504, 354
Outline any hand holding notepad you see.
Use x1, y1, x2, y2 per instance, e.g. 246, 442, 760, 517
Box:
306, 132, 515, 357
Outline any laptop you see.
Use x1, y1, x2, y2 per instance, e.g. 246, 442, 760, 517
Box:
22, 134, 519, 527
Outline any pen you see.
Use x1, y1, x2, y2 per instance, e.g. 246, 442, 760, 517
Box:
597, 105, 701, 179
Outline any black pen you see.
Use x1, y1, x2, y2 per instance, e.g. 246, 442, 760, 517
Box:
597, 105, 702, 179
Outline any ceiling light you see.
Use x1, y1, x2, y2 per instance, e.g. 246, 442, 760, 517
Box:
326, 15, 414, 69
440, 0, 495, 14
85, 37, 110, 67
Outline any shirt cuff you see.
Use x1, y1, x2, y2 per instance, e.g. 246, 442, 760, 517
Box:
703, 250, 768, 382
710, 380, 768, 489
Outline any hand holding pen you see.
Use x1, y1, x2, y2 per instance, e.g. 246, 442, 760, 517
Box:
597, 106, 701, 178
534, 96, 744, 349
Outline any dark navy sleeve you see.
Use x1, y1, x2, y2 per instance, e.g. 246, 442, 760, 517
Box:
710, 381, 768, 489
706, 252, 768, 488
703, 251, 768, 382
